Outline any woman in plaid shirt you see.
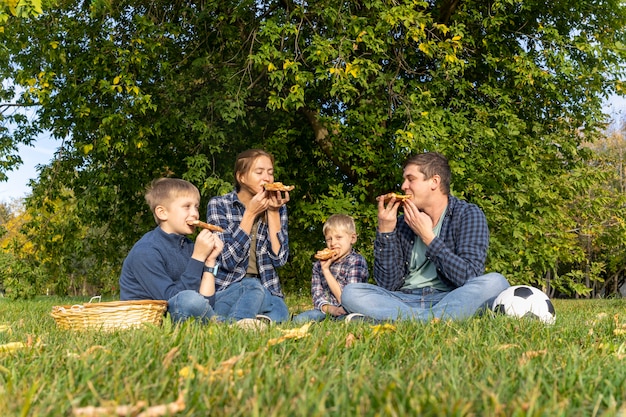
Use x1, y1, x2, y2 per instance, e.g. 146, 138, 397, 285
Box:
207, 149, 291, 323
341, 152, 510, 322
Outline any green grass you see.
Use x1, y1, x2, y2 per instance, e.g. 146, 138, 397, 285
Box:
1, 296, 626, 416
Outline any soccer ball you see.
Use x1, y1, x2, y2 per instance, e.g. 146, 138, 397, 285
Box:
492, 285, 556, 325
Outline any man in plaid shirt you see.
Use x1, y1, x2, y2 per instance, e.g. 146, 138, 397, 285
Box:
341, 152, 509, 322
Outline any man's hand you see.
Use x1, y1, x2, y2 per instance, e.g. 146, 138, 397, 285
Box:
402, 200, 435, 245
377, 194, 400, 233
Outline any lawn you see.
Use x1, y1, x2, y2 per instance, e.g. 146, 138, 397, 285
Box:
1, 295, 625, 416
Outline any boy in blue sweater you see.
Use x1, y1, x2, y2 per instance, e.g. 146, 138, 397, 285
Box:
119, 178, 226, 324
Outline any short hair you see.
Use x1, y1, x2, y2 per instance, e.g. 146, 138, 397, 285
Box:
145, 178, 200, 224
233, 149, 275, 191
403, 152, 451, 194
323, 214, 357, 236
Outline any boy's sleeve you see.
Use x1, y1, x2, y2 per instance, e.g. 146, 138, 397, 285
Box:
310, 262, 328, 311
121, 245, 204, 301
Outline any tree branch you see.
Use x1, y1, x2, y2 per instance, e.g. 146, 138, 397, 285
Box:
438, 0, 461, 25
300, 107, 357, 182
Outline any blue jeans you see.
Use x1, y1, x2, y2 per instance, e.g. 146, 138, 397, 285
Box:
167, 290, 217, 324
341, 272, 510, 321
258, 286, 289, 323
214, 278, 265, 321
292, 308, 347, 324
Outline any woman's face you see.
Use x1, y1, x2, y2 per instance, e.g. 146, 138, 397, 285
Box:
238, 155, 275, 195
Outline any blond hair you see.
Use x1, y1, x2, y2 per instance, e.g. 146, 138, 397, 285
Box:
145, 178, 200, 224
323, 214, 357, 236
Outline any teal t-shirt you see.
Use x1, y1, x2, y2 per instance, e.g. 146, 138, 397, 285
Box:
402, 207, 450, 291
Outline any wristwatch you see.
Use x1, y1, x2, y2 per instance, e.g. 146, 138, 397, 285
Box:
204, 263, 219, 275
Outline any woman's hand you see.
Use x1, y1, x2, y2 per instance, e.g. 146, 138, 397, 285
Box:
267, 190, 290, 211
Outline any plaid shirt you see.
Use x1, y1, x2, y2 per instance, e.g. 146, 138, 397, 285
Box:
207, 190, 289, 297
311, 250, 369, 310
374, 195, 488, 290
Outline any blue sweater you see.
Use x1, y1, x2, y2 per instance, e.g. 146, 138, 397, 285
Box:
119, 226, 208, 302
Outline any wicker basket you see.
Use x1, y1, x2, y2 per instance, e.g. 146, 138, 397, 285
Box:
51, 298, 168, 331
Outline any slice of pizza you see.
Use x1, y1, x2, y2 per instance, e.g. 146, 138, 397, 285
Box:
379, 192, 413, 204
186, 220, 224, 233
314, 248, 336, 260
263, 182, 295, 192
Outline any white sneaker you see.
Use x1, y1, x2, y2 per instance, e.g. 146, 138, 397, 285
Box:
232, 318, 268, 331
345, 313, 366, 323
256, 314, 272, 324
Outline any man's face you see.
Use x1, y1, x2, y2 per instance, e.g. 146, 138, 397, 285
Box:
401, 164, 433, 205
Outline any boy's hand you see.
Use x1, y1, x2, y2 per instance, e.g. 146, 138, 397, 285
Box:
319, 255, 336, 270
325, 305, 347, 316
206, 233, 224, 264
192, 229, 220, 262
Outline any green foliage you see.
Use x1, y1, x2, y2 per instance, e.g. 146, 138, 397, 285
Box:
0, 250, 42, 299
1, 1, 625, 296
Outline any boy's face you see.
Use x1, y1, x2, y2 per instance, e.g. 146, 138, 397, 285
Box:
156, 193, 201, 235
324, 227, 357, 260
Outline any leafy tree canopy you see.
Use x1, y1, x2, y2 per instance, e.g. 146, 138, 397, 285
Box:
1, 0, 625, 295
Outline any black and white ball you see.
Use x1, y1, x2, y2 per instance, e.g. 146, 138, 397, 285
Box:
492, 285, 556, 324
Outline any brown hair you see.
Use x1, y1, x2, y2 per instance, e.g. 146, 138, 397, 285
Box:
323, 214, 357, 236
145, 178, 200, 224
403, 152, 451, 194
233, 149, 275, 191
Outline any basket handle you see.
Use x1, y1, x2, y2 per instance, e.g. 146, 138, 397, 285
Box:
89, 295, 102, 304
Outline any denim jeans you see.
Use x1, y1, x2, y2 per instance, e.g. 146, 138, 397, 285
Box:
258, 286, 290, 323
292, 308, 347, 324
341, 272, 510, 321
292, 308, 327, 323
167, 290, 217, 324
214, 278, 265, 321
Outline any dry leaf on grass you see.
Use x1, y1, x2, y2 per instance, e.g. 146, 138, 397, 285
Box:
267, 323, 312, 346
72, 392, 185, 417
370, 323, 396, 336
495, 344, 520, 351
519, 349, 547, 366
0, 342, 25, 354
179, 354, 246, 382
345, 333, 357, 348
162, 346, 180, 369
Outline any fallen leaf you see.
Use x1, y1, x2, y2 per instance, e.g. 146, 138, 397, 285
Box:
0, 342, 26, 354
345, 333, 356, 348
267, 323, 312, 346
495, 344, 520, 351
162, 347, 180, 369
371, 323, 396, 336
519, 349, 547, 365
72, 392, 185, 417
